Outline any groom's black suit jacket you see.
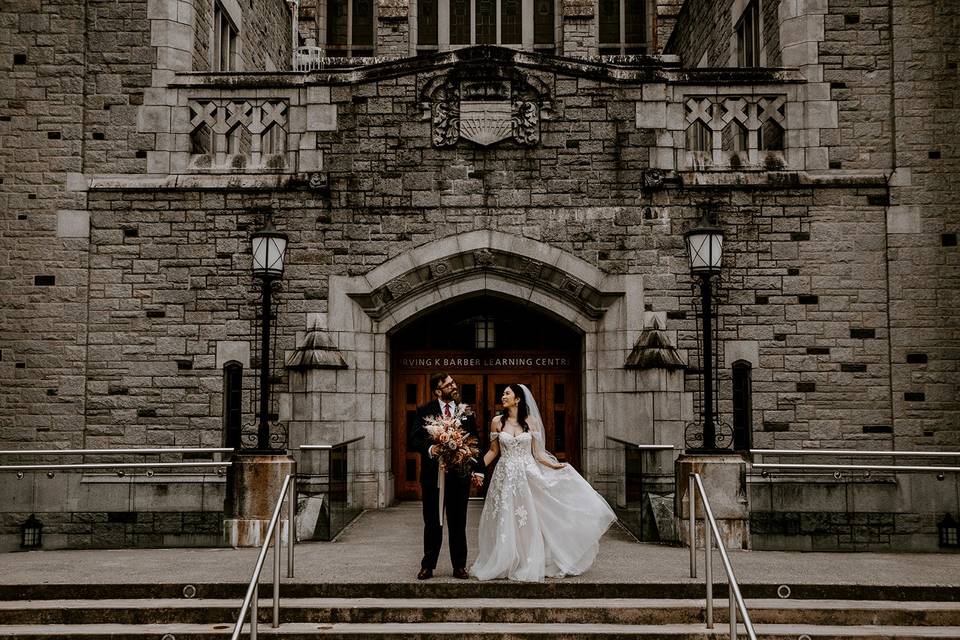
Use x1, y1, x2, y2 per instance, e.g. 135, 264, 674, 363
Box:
410, 399, 483, 570
410, 399, 483, 486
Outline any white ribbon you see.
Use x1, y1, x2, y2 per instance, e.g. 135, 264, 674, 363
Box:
437, 465, 445, 526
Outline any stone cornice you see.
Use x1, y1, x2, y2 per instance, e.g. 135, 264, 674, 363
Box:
171, 45, 804, 89
79, 169, 889, 192
80, 173, 323, 192
679, 170, 890, 189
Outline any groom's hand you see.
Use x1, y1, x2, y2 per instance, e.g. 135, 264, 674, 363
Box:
471, 472, 484, 488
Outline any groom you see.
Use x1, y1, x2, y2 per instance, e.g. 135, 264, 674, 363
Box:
411, 372, 484, 579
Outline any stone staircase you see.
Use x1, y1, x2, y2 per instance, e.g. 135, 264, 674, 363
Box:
1, 582, 959, 638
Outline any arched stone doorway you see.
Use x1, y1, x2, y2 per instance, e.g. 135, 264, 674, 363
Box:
389, 296, 583, 500
308, 230, 681, 509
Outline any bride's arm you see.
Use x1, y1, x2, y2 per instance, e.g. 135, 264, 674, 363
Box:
482, 417, 501, 467
534, 454, 565, 470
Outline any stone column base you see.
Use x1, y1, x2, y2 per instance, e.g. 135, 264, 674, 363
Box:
224, 453, 297, 548
674, 453, 750, 549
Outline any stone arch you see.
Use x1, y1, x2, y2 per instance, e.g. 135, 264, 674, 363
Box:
347, 230, 625, 332
314, 232, 664, 508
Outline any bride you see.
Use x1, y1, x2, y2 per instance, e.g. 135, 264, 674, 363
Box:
470, 384, 617, 582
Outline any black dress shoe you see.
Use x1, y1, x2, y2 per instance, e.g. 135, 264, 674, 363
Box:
417, 567, 433, 580
452, 567, 469, 579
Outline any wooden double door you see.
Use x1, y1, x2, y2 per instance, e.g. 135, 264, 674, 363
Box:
392, 367, 580, 500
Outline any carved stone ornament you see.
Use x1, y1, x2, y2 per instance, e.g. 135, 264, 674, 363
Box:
642, 169, 665, 189
431, 78, 541, 148
512, 100, 539, 146
430, 260, 451, 277
432, 86, 460, 147
386, 277, 413, 297
521, 258, 543, 279
559, 276, 584, 296
473, 249, 496, 266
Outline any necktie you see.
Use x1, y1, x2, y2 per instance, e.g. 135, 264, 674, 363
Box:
444, 403, 452, 418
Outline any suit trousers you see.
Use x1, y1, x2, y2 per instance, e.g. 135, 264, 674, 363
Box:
420, 468, 470, 570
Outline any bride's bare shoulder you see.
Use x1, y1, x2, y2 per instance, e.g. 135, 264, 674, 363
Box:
490, 415, 503, 431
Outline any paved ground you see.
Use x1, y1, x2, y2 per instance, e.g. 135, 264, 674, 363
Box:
1, 502, 958, 587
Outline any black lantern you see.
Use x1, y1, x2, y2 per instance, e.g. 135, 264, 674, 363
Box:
685, 215, 725, 452
20, 514, 42, 549
251, 222, 288, 279
685, 219, 724, 275
939, 514, 959, 548
251, 221, 289, 451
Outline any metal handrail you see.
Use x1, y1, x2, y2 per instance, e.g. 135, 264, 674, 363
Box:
688, 473, 757, 640
753, 462, 959, 473
0, 448, 233, 456
299, 436, 365, 451
0, 461, 231, 472
231, 473, 297, 640
752, 448, 960, 458
605, 437, 676, 451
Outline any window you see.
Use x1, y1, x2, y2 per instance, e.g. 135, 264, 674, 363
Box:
721, 121, 748, 153
731, 361, 752, 451
328, 0, 375, 56
474, 318, 495, 349
686, 121, 712, 152
214, 2, 238, 71
735, 0, 760, 67
759, 119, 784, 151
416, 0, 555, 52
599, 0, 647, 55
223, 362, 243, 449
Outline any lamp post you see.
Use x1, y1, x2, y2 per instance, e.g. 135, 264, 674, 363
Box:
685, 216, 724, 452
251, 221, 288, 452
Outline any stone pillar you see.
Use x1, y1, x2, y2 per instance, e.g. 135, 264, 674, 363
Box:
675, 453, 749, 549
224, 453, 297, 547
561, 0, 595, 58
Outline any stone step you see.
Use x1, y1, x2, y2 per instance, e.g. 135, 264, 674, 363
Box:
3, 621, 960, 639
2, 583, 958, 602
1, 598, 959, 626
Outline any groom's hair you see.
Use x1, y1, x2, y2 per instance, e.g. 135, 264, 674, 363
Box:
429, 372, 449, 393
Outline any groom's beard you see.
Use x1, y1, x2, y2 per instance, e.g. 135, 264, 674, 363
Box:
439, 392, 455, 402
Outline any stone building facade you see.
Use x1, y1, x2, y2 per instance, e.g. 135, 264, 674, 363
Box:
0, 0, 957, 551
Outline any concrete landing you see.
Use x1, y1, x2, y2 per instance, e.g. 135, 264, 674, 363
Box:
1, 502, 958, 588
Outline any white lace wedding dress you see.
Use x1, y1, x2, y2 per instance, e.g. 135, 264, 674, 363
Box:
469, 430, 617, 582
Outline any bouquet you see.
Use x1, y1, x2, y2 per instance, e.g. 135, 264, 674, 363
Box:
424, 404, 479, 478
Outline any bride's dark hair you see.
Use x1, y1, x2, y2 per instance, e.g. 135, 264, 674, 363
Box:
499, 383, 529, 432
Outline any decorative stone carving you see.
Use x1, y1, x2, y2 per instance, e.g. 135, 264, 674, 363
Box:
521, 258, 543, 279
432, 86, 460, 147
429, 260, 451, 277
308, 173, 326, 189
473, 249, 496, 266
429, 76, 543, 148
460, 101, 514, 146
642, 169, 664, 189
512, 100, 539, 146
559, 276, 584, 296
349, 247, 623, 321
386, 277, 412, 297
684, 95, 787, 133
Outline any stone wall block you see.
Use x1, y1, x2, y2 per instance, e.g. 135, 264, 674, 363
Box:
804, 100, 837, 129
306, 104, 337, 131
138, 105, 172, 133
636, 101, 666, 129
